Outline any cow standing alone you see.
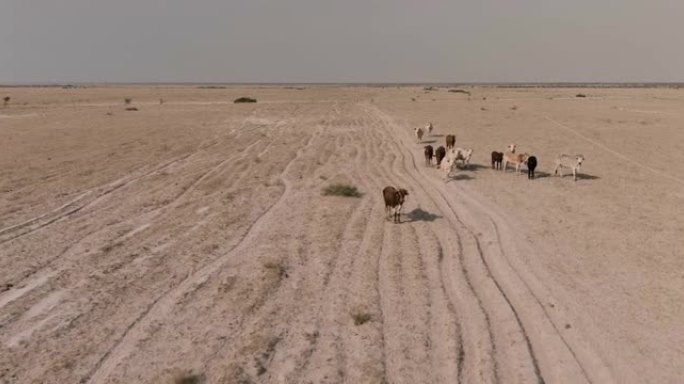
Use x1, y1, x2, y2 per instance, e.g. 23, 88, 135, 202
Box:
383, 186, 409, 223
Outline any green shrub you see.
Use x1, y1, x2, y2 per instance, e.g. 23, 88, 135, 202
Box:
322, 183, 361, 197
234, 97, 257, 103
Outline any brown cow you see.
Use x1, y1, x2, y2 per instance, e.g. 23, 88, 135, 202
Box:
446, 134, 456, 149
435, 146, 446, 166
382, 186, 409, 223
424, 145, 434, 166
491, 151, 503, 170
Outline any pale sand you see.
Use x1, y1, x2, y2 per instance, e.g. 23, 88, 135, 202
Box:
0, 85, 683, 383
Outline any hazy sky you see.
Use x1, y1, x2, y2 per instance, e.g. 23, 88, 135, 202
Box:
2, 0, 683, 83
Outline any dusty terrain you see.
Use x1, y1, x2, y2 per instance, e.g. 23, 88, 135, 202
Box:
0, 85, 683, 383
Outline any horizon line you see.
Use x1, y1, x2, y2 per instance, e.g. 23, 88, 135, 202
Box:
2, 81, 683, 88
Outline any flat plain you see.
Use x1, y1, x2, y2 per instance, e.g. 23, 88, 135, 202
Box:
1, 85, 683, 383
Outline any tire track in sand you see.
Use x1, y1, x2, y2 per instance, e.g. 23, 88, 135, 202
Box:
83, 125, 322, 384
368, 103, 608, 383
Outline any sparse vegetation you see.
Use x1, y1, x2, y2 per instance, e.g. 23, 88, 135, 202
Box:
511, 106, 518, 110
159, 98, 164, 105
411, 98, 416, 102
448, 89, 471, 95
234, 97, 257, 103
174, 372, 206, 384
480, 107, 488, 111
263, 260, 288, 280
576, 93, 587, 98
125, 107, 139, 111
351, 309, 372, 325
124, 98, 132, 105
322, 183, 362, 197
101, 241, 123, 253
3, 96, 9, 107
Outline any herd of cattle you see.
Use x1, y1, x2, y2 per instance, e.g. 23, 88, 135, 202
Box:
416, 122, 585, 181
383, 122, 587, 223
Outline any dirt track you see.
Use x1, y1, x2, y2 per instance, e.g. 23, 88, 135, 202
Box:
1, 86, 683, 383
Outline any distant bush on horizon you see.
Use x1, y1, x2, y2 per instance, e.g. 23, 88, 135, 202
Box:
448, 89, 471, 95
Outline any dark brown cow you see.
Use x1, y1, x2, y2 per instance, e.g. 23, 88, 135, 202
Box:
424, 145, 434, 166
526, 155, 538, 179
446, 134, 456, 149
491, 151, 503, 170
382, 186, 409, 223
435, 146, 446, 166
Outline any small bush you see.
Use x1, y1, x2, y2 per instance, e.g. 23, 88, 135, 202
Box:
263, 260, 288, 279
125, 107, 138, 111
174, 372, 206, 384
234, 97, 257, 103
448, 89, 470, 95
124, 98, 132, 105
3, 96, 9, 107
322, 183, 361, 197
511, 106, 518, 110
351, 310, 372, 325
576, 93, 587, 98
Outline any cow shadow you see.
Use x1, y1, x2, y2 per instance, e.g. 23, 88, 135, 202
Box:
405, 208, 441, 222
446, 174, 473, 182
432, 134, 445, 137
530, 171, 552, 179
460, 163, 488, 172
421, 140, 437, 144
576, 173, 600, 180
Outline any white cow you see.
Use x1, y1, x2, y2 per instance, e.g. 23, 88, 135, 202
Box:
440, 156, 459, 181
449, 147, 473, 168
426, 122, 433, 134
554, 154, 585, 181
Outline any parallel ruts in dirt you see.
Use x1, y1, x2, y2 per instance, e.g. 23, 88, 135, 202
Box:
1, 101, 615, 383
366, 103, 614, 384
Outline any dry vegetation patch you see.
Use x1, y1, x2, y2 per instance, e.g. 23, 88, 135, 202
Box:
234, 97, 257, 103
322, 183, 362, 197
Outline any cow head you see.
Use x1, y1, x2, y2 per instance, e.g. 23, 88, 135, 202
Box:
397, 188, 409, 203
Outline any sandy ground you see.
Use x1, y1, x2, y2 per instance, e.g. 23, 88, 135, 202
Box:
0, 85, 683, 383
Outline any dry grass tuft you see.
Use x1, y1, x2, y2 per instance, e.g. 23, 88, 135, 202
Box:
234, 97, 257, 103
263, 260, 288, 279
173, 372, 206, 384
351, 309, 372, 325
322, 183, 361, 197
